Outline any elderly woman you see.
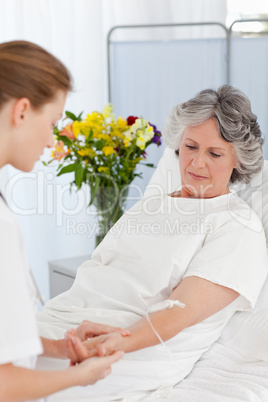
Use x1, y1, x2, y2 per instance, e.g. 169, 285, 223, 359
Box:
38, 85, 268, 401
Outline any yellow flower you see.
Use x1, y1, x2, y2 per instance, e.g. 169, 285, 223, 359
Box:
136, 136, 146, 150
98, 166, 109, 173
72, 121, 83, 138
143, 124, 154, 142
96, 133, 112, 143
116, 117, 128, 131
102, 146, 115, 156
91, 129, 103, 139
73, 118, 105, 140
112, 130, 124, 140
77, 148, 95, 157
123, 138, 131, 147
86, 112, 104, 125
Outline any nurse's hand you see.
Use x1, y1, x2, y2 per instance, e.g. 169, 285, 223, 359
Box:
75, 351, 124, 386
71, 320, 130, 342
65, 329, 94, 364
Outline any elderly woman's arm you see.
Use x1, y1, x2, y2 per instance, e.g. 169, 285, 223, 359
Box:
121, 276, 238, 352
74, 276, 239, 358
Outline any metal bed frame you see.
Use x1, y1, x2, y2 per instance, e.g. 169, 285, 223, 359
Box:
107, 18, 268, 103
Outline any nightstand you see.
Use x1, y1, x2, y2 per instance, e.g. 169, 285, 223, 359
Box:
49, 255, 91, 299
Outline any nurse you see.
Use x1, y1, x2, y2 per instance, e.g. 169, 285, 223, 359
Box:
0, 40, 124, 402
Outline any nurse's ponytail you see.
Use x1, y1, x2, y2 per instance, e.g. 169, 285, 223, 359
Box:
0, 40, 72, 109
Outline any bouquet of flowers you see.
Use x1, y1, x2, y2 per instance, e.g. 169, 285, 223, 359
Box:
45, 104, 161, 243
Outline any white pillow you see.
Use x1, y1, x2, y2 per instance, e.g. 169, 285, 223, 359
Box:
145, 147, 268, 247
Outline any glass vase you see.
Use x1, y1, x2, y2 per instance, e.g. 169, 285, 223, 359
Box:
93, 184, 129, 247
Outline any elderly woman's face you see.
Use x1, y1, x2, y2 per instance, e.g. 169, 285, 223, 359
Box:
179, 118, 236, 198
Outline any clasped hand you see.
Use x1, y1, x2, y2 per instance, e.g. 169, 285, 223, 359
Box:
65, 320, 129, 365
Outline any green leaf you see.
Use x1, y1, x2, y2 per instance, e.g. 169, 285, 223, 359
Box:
95, 138, 106, 150
77, 111, 84, 121
53, 127, 60, 135
59, 136, 72, 147
140, 163, 155, 168
86, 129, 94, 142
75, 163, 84, 189
65, 111, 78, 121
57, 163, 77, 176
42, 159, 55, 166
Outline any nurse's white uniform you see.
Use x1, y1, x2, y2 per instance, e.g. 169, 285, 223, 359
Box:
37, 192, 268, 401
0, 197, 43, 402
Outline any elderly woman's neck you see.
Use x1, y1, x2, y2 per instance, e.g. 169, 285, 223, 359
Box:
169, 186, 231, 199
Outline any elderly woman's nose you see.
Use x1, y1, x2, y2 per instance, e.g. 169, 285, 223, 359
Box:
192, 152, 206, 168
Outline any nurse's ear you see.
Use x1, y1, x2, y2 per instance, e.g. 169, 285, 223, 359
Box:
12, 97, 31, 127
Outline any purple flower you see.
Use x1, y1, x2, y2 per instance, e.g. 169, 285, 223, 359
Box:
152, 132, 162, 146
148, 122, 162, 146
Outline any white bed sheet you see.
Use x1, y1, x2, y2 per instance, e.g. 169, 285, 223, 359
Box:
42, 341, 268, 402
39, 270, 268, 401
163, 343, 268, 402
40, 267, 268, 401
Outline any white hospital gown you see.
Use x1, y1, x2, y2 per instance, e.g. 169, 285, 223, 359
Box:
37, 192, 268, 401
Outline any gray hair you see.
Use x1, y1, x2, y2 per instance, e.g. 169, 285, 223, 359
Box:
162, 85, 264, 184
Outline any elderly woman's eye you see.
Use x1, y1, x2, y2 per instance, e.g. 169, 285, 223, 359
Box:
186, 144, 196, 150
211, 152, 221, 158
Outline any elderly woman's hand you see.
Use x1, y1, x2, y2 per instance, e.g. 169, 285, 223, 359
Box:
95, 333, 125, 357
65, 330, 124, 364
68, 320, 130, 342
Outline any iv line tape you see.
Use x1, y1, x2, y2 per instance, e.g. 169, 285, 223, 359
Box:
147, 299, 186, 314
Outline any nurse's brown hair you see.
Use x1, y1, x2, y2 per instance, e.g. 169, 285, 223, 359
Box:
0, 40, 72, 109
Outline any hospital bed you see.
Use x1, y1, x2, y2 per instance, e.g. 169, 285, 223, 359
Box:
142, 148, 268, 401
40, 148, 268, 401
